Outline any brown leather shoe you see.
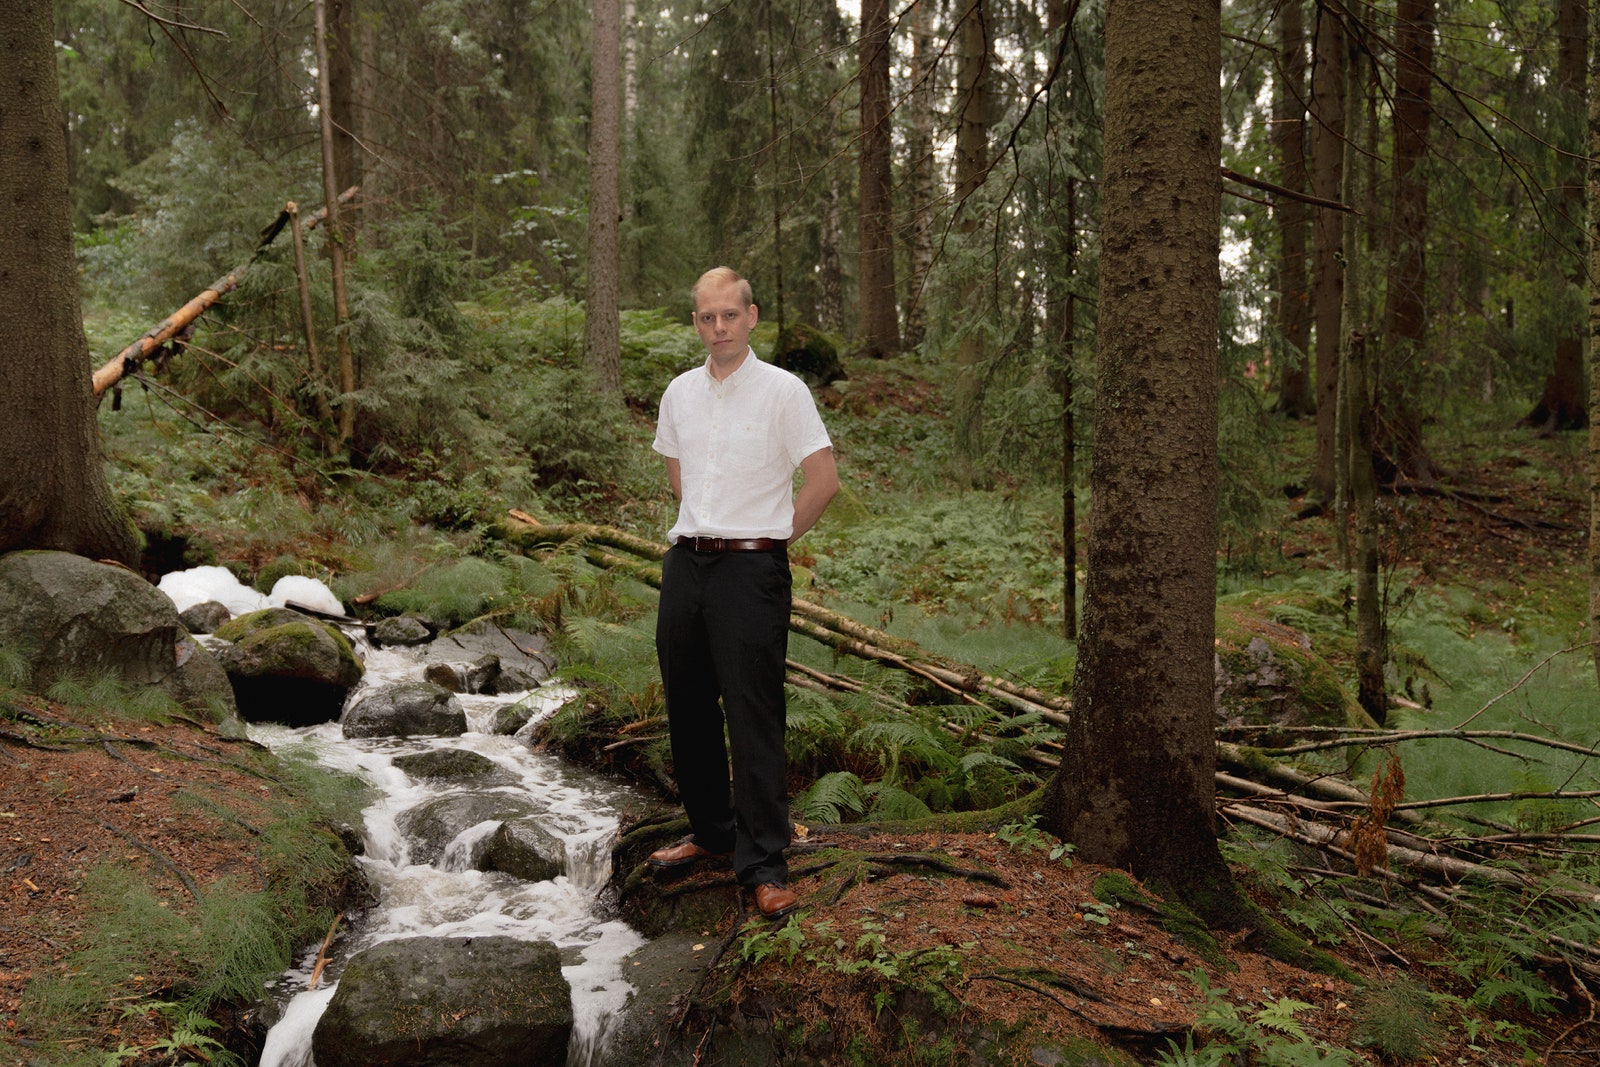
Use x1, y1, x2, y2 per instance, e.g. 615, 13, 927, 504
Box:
754, 882, 799, 919
647, 836, 732, 869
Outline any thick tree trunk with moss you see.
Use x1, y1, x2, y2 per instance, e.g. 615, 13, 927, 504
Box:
0, 0, 136, 565
1040, 0, 1243, 922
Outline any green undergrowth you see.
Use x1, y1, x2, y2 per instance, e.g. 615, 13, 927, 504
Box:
9, 694, 372, 1067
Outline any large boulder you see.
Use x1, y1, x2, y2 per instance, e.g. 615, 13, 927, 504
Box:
773, 323, 847, 387
213, 608, 363, 727
310, 935, 571, 1067
1213, 604, 1376, 733
396, 794, 539, 866
481, 818, 566, 882
0, 551, 237, 719
342, 682, 467, 740
425, 621, 554, 695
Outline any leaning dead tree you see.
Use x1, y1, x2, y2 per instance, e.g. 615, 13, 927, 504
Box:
90, 187, 359, 399
503, 511, 1600, 979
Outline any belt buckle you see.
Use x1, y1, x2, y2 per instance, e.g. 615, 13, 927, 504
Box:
695, 536, 724, 551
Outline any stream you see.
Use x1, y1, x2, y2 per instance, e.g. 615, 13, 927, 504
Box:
245, 641, 651, 1067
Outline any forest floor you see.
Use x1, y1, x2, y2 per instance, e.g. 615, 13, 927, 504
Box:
1, 408, 1595, 1065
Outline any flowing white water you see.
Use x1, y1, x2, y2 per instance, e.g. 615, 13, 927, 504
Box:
252, 645, 647, 1067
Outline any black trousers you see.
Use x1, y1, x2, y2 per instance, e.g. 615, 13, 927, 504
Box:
655, 544, 792, 886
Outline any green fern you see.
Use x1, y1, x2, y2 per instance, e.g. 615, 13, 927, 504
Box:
865, 783, 933, 822
794, 771, 870, 824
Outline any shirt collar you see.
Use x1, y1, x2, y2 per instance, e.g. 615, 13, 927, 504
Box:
700, 347, 757, 388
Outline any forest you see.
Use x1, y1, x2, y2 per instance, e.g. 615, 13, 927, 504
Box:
3, 0, 1600, 1064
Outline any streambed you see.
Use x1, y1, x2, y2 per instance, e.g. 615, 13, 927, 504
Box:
248, 642, 652, 1067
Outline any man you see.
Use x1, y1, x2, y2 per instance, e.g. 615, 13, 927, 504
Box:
648, 266, 839, 919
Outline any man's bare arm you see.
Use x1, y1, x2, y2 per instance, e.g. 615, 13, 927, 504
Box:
664, 456, 683, 499
791, 447, 839, 544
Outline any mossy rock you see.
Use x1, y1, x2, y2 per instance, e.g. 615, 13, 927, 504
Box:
254, 555, 320, 594
1213, 604, 1376, 733
393, 748, 517, 784
773, 323, 847, 387
213, 609, 363, 726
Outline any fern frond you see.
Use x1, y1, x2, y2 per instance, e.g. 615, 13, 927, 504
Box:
794, 771, 869, 824
865, 783, 933, 822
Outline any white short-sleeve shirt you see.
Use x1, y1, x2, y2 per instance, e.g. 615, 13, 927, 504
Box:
653, 349, 833, 542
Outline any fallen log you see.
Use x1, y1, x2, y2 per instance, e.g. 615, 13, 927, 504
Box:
91, 185, 359, 397
501, 511, 1072, 722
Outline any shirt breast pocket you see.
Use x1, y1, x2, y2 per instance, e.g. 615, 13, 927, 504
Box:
729, 419, 770, 471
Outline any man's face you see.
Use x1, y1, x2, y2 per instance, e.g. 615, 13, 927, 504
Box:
693, 279, 758, 364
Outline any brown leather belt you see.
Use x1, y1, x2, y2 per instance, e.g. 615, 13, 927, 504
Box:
677, 536, 785, 552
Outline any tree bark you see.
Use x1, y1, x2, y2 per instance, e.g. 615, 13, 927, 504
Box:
1348, 333, 1385, 722
0, 0, 137, 564
1588, 12, 1600, 690
952, 0, 991, 466
1040, 0, 1243, 920
1523, 0, 1589, 434
1377, 0, 1436, 483
314, 0, 357, 448
1046, 0, 1078, 639
858, 0, 900, 358
1308, 3, 1345, 499
326, 0, 360, 207
1272, 0, 1312, 418
585, 0, 623, 395
289, 203, 335, 436
902, 0, 938, 350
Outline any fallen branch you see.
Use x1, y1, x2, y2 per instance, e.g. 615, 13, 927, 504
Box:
307, 911, 344, 990
91, 185, 359, 397
1221, 802, 1600, 909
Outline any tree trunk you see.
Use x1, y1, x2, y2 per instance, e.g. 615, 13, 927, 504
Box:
1349, 332, 1385, 722
1523, 0, 1589, 433
0, 0, 136, 565
289, 203, 335, 438
585, 0, 623, 395
858, 0, 899, 358
1057, 177, 1078, 641
327, 0, 360, 206
1588, 13, 1600, 690
1273, 0, 1312, 417
1040, 0, 1242, 920
1377, 0, 1437, 483
1308, 4, 1344, 499
1047, 0, 1078, 639
952, 0, 991, 466
314, 0, 357, 448
902, 0, 937, 350
819, 174, 844, 334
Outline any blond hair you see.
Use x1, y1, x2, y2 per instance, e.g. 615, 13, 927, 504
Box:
691, 266, 754, 310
